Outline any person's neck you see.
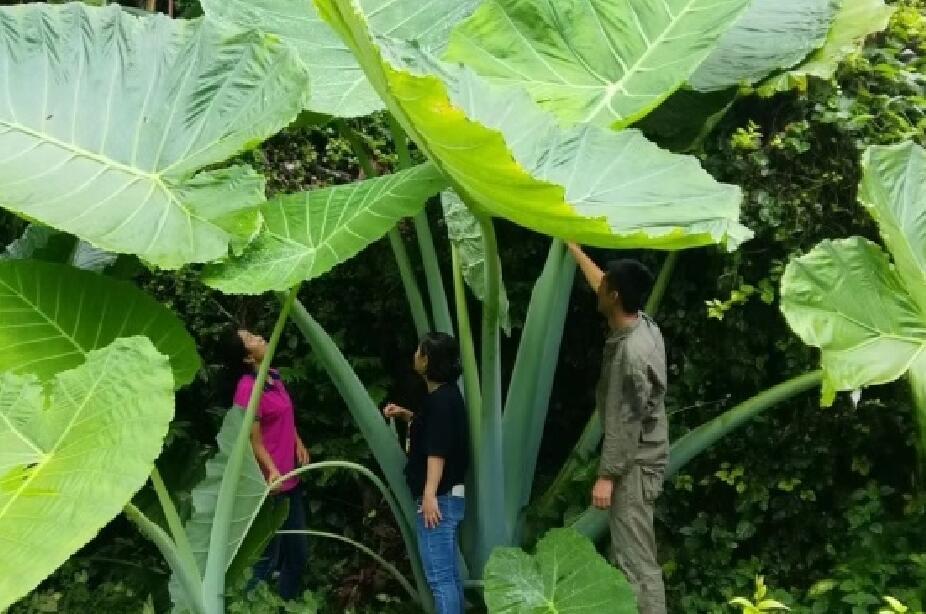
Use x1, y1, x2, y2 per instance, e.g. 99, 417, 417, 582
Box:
608, 309, 639, 332
425, 379, 444, 393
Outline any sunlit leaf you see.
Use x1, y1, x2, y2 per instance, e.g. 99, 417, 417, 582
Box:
781, 142, 926, 404
315, 0, 751, 250
0, 338, 174, 609
201, 0, 479, 117
0, 259, 200, 386
0, 3, 309, 268
203, 162, 449, 294
446, 0, 751, 128
780, 237, 926, 400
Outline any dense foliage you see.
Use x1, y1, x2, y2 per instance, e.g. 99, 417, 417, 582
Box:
1, 0, 924, 612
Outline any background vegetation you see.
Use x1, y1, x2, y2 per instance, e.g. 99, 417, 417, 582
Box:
3, 0, 925, 611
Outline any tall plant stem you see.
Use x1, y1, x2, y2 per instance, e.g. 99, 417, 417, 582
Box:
647, 251, 677, 315
470, 215, 508, 574
335, 118, 431, 336
150, 467, 199, 581
452, 243, 482, 563
125, 504, 205, 614
570, 370, 824, 541
501, 241, 575, 537
201, 287, 298, 613
451, 245, 482, 446
387, 114, 453, 334
907, 368, 926, 486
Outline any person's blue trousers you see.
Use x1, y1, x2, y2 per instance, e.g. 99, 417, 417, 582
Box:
416, 495, 465, 614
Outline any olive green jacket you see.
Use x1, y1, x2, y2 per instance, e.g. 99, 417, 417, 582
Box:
596, 313, 669, 478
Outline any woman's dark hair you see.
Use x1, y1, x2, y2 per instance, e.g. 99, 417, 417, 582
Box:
419, 332, 462, 383
220, 328, 251, 378
217, 328, 251, 402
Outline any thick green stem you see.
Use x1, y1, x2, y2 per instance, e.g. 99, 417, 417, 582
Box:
570, 370, 824, 541
277, 461, 426, 606
150, 467, 199, 581
470, 215, 509, 574
388, 114, 453, 334
502, 241, 575, 537
125, 503, 205, 614
452, 244, 482, 566
451, 245, 483, 450
412, 211, 452, 334
646, 251, 677, 317
906, 368, 926, 486
336, 118, 431, 336
202, 287, 298, 613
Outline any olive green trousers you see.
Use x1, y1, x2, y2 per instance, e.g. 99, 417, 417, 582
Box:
609, 465, 667, 614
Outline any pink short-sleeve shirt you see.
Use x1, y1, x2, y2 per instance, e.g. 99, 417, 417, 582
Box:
235, 370, 299, 492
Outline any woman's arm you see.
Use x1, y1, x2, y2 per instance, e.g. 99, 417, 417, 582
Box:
568, 242, 604, 292
421, 456, 445, 529
250, 423, 282, 490
295, 434, 310, 466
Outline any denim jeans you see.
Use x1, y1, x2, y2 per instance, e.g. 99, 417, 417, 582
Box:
416, 495, 465, 614
248, 487, 309, 601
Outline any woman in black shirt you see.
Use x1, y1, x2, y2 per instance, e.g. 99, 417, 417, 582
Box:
384, 333, 469, 614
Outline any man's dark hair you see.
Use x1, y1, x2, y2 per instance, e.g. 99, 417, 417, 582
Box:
419, 332, 462, 383
604, 259, 655, 314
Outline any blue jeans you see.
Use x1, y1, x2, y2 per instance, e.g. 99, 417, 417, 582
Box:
248, 487, 309, 600
416, 495, 465, 614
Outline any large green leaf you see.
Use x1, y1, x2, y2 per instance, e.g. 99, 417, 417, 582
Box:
780, 237, 926, 403
315, 0, 750, 250
201, 0, 479, 118
484, 528, 637, 614
0, 3, 309, 269
445, 0, 750, 129
203, 162, 449, 294
759, 0, 894, 94
183, 409, 268, 579
690, 0, 838, 92
0, 259, 200, 386
0, 337, 175, 609
441, 190, 510, 333
858, 141, 926, 313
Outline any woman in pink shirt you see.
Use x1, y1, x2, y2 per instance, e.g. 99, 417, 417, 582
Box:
227, 328, 310, 601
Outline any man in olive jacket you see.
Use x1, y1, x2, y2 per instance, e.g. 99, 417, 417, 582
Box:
568, 243, 668, 614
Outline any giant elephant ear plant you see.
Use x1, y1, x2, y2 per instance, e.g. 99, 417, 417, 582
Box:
781, 141, 926, 472
0, 0, 886, 612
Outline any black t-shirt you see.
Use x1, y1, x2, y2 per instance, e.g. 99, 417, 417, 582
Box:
404, 383, 470, 498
